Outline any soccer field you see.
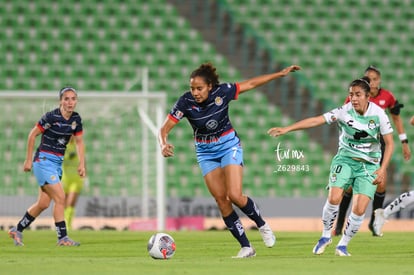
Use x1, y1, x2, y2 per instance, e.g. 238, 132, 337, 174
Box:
0, 230, 412, 275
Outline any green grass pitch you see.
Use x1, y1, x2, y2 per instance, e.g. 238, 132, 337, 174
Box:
1, 230, 413, 274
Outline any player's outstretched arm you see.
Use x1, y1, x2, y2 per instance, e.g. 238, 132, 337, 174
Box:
267, 115, 325, 137
238, 65, 301, 94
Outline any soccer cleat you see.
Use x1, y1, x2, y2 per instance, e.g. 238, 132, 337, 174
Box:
232, 246, 256, 258
259, 223, 276, 248
57, 236, 80, 246
373, 208, 386, 237
312, 237, 332, 255
335, 246, 351, 256
8, 227, 24, 246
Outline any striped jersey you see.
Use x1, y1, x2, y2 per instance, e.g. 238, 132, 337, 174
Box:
323, 102, 393, 164
35, 108, 83, 158
168, 83, 240, 143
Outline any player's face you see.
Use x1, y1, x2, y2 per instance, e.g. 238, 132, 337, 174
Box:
349, 86, 369, 114
60, 90, 78, 113
365, 70, 381, 95
190, 76, 212, 103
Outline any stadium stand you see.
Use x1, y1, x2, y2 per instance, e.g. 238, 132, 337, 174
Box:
0, 0, 412, 198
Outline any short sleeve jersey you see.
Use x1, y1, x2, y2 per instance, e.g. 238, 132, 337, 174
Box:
344, 88, 397, 111
323, 102, 393, 164
168, 83, 240, 143
35, 108, 83, 157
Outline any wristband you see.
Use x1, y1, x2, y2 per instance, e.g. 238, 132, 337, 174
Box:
399, 133, 407, 141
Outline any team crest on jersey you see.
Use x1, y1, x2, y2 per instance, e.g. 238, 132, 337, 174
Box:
206, 119, 218, 130
379, 100, 385, 106
44, 123, 51, 129
71, 121, 77, 130
214, 96, 223, 106
174, 110, 184, 119
367, 120, 376, 130
50, 175, 56, 181
330, 173, 337, 183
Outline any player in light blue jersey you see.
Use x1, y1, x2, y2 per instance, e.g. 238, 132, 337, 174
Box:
268, 77, 394, 256
159, 62, 300, 258
9, 87, 85, 247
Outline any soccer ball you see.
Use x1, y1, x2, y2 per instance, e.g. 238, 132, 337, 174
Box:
147, 233, 176, 259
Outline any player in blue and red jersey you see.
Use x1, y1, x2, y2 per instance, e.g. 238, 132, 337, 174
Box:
159, 63, 300, 258
334, 65, 411, 236
9, 87, 85, 246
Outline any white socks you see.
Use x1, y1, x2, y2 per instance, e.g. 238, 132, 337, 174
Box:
338, 212, 364, 247
321, 200, 339, 238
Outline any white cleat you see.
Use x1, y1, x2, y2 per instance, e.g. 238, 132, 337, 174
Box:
259, 223, 276, 248
232, 246, 256, 258
373, 208, 387, 237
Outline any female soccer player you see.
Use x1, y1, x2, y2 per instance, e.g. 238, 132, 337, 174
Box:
373, 190, 414, 236
159, 63, 300, 258
268, 77, 394, 256
62, 136, 85, 230
8, 87, 85, 246
334, 65, 411, 236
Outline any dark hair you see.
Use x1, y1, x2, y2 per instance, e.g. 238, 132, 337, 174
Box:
190, 63, 220, 87
59, 87, 77, 99
349, 76, 370, 95
365, 65, 381, 76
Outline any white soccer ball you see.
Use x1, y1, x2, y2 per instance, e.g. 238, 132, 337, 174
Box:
147, 232, 176, 259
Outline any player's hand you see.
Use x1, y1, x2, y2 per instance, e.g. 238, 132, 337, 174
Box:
402, 143, 411, 161
372, 168, 386, 185
78, 165, 86, 177
161, 144, 174, 157
267, 127, 288, 137
279, 65, 301, 76
23, 160, 32, 172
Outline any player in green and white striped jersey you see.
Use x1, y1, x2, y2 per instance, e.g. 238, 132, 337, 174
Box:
267, 77, 394, 256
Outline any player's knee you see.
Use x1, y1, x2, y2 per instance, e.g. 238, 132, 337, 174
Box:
214, 196, 231, 212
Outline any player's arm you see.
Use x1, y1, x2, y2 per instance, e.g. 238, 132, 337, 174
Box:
410, 115, 414, 126
373, 133, 394, 185
238, 65, 301, 94
158, 117, 177, 157
23, 125, 42, 172
267, 115, 325, 137
390, 113, 411, 161
74, 134, 86, 177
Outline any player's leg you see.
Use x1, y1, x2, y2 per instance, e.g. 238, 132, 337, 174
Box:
333, 187, 352, 236
336, 163, 377, 256
203, 166, 254, 257
374, 190, 414, 236
336, 193, 370, 256
9, 188, 52, 246
64, 177, 83, 230
368, 175, 386, 236
313, 187, 343, 255
223, 164, 275, 248
222, 146, 275, 248
42, 182, 79, 246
